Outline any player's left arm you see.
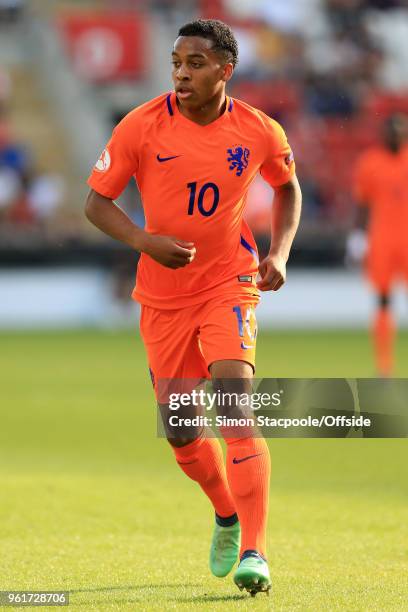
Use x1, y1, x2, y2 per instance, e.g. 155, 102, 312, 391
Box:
257, 174, 302, 292
345, 153, 372, 266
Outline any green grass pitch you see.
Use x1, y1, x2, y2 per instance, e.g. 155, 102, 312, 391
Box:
0, 329, 407, 610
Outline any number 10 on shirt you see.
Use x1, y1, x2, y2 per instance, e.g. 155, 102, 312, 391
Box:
187, 181, 220, 217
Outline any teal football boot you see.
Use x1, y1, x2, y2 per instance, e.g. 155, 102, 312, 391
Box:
209, 515, 240, 578
234, 550, 271, 596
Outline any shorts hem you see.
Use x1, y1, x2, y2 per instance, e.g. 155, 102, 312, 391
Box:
206, 356, 256, 375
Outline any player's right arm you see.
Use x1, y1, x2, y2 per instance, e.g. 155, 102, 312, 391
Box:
85, 112, 195, 269
85, 190, 195, 269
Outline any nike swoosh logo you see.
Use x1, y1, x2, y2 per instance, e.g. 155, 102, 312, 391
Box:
233, 453, 262, 464
241, 342, 254, 350
157, 154, 182, 163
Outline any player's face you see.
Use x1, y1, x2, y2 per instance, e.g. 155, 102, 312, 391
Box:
172, 36, 233, 110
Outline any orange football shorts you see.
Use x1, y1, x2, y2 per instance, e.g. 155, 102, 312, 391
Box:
366, 244, 408, 294
139, 293, 258, 395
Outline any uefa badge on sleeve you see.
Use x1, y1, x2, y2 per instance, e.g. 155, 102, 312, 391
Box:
94, 148, 111, 172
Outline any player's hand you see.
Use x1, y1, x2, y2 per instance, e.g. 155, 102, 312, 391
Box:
143, 234, 196, 269
257, 253, 286, 292
345, 229, 367, 267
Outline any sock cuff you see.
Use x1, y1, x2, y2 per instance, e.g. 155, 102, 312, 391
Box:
172, 431, 206, 460
215, 512, 239, 527
241, 549, 267, 562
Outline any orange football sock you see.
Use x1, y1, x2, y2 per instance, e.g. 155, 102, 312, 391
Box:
373, 308, 395, 376
224, 436, 271, 558
172, 435, 236, 519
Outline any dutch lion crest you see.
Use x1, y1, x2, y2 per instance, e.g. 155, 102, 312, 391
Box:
227, 146, 250, 177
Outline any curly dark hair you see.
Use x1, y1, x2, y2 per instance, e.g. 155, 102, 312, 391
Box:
178, 19, 238, 67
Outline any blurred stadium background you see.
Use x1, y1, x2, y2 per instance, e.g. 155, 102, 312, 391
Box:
1, 3, 408, 608
1, 0, 408, 331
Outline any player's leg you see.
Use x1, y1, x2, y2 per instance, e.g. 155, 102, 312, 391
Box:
210, 359, 271, 595
200, 299, 271, 594
373, 292, 395, 377
139, 304, 238, 573
167, 410, 241, 578
366, 244, 396, 376
367, 247, 395, 376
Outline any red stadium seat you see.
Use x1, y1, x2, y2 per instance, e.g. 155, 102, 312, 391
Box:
363, 92, 408, 118
231, 80, 301, 115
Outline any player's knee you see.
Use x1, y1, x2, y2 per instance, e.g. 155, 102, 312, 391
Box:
211, 367, 254, 420
378, 293, 390, 308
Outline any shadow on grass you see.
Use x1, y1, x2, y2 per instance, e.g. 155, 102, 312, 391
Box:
69, 585, 249, 606
70, 583, 200, 594
175, 594, 248, 603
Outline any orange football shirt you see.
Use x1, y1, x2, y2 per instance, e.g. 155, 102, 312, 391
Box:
88, 92, 295, 308
353, 145, 408, 251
